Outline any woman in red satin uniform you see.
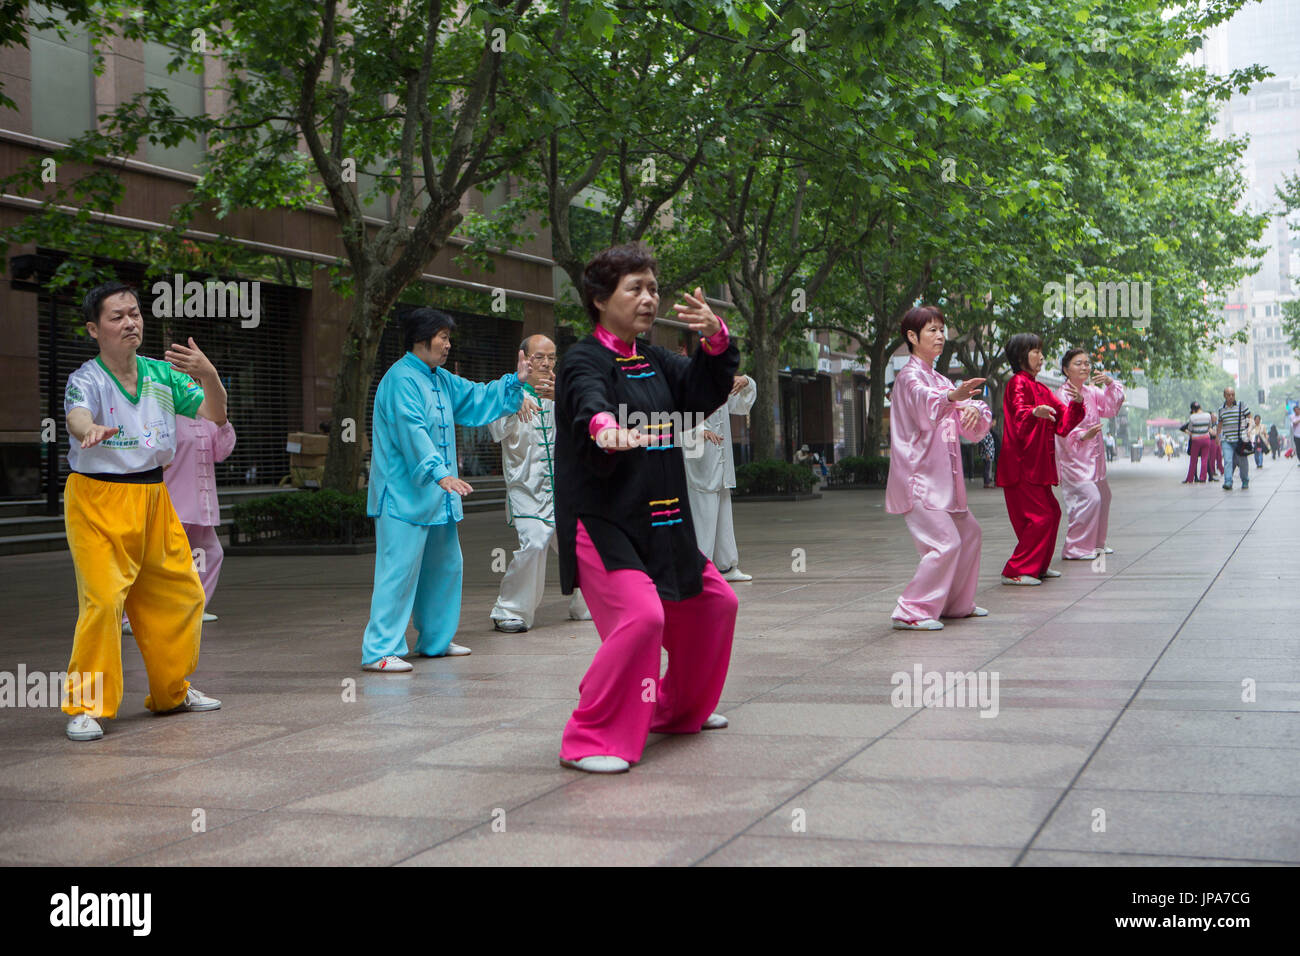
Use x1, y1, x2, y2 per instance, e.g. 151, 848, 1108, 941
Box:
995, 334, 1084, 585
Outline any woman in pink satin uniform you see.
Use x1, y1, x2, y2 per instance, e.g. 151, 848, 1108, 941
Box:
1054, 349, 1124, 561
885, 306, 993, 631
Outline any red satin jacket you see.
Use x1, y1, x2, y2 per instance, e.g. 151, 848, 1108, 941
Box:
996, 371, 1085, 487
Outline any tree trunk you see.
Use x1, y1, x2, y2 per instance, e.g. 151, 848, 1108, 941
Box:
864, 335, 890, 457
747, 312, 782, 462
989, 377, 1007, 438
323, 296, 384, 493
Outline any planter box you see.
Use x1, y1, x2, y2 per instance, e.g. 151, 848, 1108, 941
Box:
227, 513, 374, 555
733, 492, 823, 502
226, 539, 375, 556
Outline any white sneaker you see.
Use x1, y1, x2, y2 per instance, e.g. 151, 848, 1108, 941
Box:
202, 612, 218, 622
1062, 551, 1099, 560
702, 713, 729, 730
1001, 575, 1042, 586
177, 687, 222, 712
1042, 568, 1062, 578
967, 607, 989, 617
568, 607, 593, 621
493, 618, 528, 633
721, 567, 753, 582
561, 755, 630, 773
1101, 546, 1114, 554
444, 642, 472, 657
892, 618, 944, 630
66, 714, 103, 741
362, 655, 413, 672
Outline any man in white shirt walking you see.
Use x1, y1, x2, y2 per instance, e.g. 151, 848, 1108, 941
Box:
1215, 387, 1251, 490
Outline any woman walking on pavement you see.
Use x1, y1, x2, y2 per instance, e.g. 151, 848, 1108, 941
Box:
1181, 402, 1215, 484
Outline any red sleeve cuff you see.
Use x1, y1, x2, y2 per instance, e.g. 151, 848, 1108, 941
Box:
589, 412, 618, 441
699, 316, 730, 355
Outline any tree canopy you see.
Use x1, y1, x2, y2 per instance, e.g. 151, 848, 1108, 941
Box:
1, 0, 1275, 482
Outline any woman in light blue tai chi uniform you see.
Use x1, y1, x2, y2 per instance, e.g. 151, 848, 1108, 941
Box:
361, 308, 537, 671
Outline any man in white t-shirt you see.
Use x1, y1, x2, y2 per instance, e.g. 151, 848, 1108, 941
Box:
61, 281, 228, 742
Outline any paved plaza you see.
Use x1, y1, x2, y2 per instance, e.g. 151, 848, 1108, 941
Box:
1, 453, 1298, 866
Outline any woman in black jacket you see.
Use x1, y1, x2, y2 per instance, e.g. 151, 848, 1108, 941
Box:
553, 243, 740, 774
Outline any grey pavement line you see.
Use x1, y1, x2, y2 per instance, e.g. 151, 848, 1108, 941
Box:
1011, 467, 1295, 867
1020, 847, 1300, 865
686, 828, 1300, 866
687, 469, 1281, 867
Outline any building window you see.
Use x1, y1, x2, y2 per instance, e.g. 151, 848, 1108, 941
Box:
143, 41, 205, 172
28, 2, 94, 143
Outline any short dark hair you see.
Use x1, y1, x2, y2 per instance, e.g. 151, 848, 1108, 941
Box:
1060, 348, 1088, 374
83, 281, 141, 325
900, 305, 944, 352
581, 242, 657, 324
1190, 401, 1201, 413
1004, 332, 1043, 374
401, 307, 456, 352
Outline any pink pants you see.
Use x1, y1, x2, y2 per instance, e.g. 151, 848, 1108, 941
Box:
894, 507, 982, 622
1060, 479, 1111, 559
184, 523, 224, 607
560, 520, 738, 763
1185, 435, 1211, 482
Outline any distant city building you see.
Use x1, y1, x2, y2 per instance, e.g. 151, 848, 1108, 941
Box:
1195, 0, 1300, 400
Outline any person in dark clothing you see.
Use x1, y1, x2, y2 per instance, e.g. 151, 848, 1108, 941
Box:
982, 427, 999, 488
553, 242, 740, 774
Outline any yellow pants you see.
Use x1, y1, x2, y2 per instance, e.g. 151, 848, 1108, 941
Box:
63, 473, 204, 718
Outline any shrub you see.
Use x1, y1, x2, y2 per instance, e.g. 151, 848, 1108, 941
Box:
829, 455, 890, 486
231, 489, 372, 543
734, 459, 819, 496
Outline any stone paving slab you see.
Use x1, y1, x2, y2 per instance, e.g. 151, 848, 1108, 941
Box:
1, 453, 1297, 865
